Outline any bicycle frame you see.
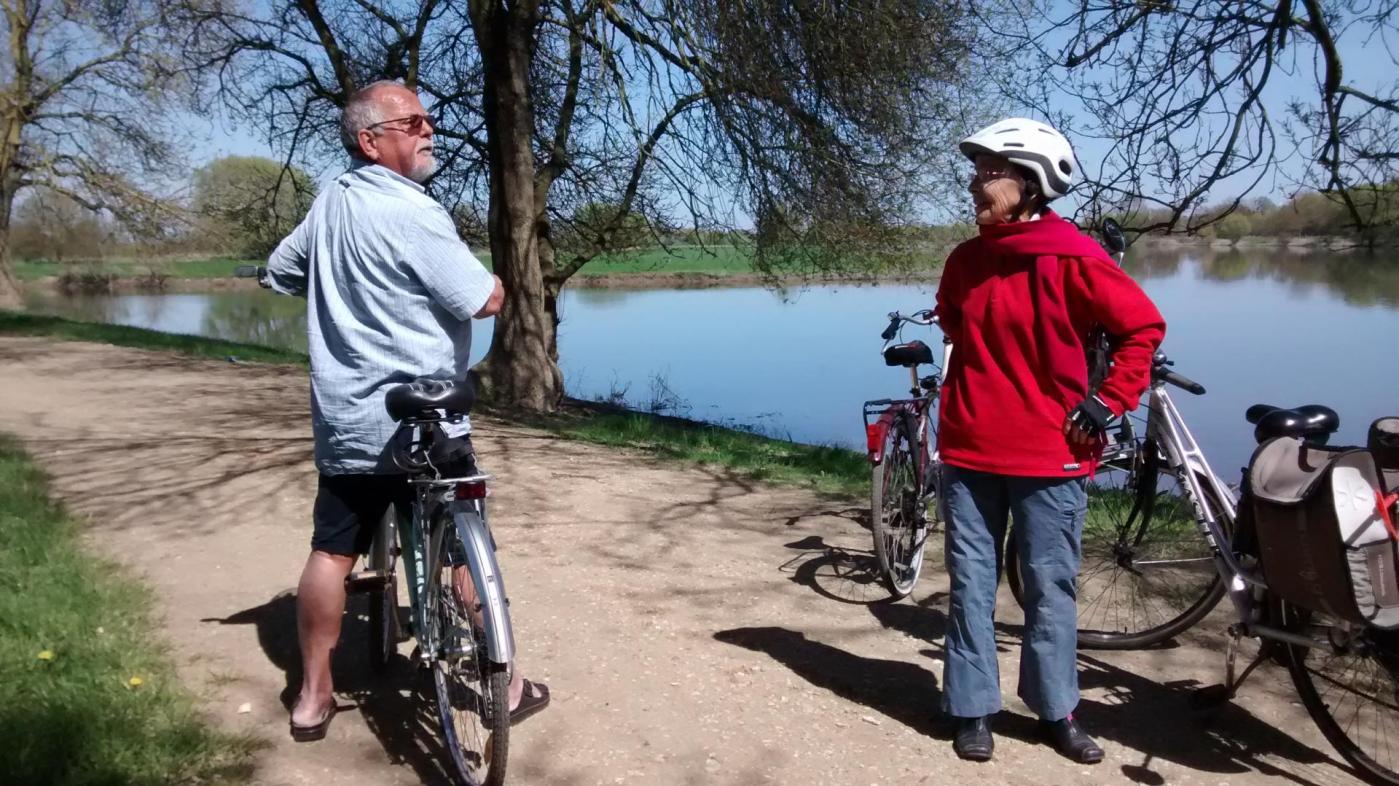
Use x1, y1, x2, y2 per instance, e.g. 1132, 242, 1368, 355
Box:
1145, 381, 1360, 652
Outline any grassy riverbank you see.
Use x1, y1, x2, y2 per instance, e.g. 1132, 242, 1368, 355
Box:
0, 434, 259, 785
13, 247, 756, 281
0, 312, 867, 495
549, 408, 867, 497
17, 243, 948, 288
15, 256, 254, 281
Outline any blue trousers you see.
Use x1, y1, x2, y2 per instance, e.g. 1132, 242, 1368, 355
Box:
940, 464, 1086, 721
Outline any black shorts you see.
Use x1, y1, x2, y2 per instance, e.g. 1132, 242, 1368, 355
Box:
310, 436, 477, 556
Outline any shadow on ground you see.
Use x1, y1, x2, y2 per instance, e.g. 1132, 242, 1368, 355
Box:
206, 592, 461, 785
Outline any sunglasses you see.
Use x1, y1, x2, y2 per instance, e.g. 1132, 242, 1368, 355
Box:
366, 113, 436, 134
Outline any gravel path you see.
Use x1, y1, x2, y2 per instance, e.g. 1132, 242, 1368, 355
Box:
0, 336, 1368, 785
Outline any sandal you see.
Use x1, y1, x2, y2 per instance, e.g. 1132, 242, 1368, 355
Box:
290, 702, 337, 742
509, 679, 550, 726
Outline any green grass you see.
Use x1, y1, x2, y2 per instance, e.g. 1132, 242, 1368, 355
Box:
0, 311, 307, 365
15, 246, 756, 280
0, 434, 260, 785
16, 242, 944, 282
548, 409, 868, 497
15, 257, 260, 281
573, 245, 755, 276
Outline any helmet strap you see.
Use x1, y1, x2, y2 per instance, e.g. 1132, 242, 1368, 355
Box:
1013, 168, 1044, 220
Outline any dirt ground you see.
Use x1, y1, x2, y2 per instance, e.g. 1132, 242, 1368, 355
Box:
0, 336, 1371, 786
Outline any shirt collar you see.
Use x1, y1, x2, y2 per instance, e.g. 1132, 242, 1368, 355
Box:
348, 159, 426, 194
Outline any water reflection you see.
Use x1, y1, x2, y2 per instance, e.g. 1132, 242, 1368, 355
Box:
202, 294, 309, 352
1127, 246, 1399, 309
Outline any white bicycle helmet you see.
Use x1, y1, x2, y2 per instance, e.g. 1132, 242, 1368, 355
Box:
959, 118, 1078, 200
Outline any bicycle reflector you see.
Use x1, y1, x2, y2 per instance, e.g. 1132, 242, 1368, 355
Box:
866, 423, 885, 454
455, 481, 487, 500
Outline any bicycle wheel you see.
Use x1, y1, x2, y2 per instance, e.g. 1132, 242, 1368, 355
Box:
368, 578, 399, 673
367, 509, 400, 672
870, 411, 929, 599
1007, 437, 1228, 649
1284, 603, 1399, 785
425, 515, 510, 786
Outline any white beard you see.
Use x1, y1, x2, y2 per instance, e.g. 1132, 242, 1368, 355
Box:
408, 154, 438, 183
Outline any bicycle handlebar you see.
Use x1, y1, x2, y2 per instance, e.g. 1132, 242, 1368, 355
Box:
881, 309, 937, 340
234, 264, 271, 289
1159, 368, 1206, 395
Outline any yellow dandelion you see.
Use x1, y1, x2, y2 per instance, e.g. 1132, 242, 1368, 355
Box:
36, 650, 54, 661
127, 676, 144, 688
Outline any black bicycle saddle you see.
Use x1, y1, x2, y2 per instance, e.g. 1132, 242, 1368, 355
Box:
385, 377, 476, 422
884, 341, 934, 368
1245, 403, 1340, 445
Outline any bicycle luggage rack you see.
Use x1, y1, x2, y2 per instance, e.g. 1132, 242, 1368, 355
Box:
863, 399, 919, 462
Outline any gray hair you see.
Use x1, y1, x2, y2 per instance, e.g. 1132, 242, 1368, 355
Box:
341, 80, 404, 157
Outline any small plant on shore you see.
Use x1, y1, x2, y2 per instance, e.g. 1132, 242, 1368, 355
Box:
55, 268, 117, 295
645, 371, 691, 416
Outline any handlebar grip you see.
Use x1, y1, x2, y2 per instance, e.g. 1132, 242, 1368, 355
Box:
1161, 369, 1206, 395
880, 317, 900, 341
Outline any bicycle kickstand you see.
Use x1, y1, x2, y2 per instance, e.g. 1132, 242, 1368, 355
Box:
1193, 625, 1268, 707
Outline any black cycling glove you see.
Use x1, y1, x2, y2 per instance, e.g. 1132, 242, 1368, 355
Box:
1067, 395, 1115, 437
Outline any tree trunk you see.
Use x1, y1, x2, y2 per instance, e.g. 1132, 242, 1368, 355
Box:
0, 187, 22, 310
468, 0, 561, 412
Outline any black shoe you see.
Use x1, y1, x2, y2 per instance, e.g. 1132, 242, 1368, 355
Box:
1038, 716, 1104, 764
953, 716, 994, 761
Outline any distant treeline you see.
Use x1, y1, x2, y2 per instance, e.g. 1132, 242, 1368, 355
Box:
1127, 188, 1399, 243
12, 151, 1395, 267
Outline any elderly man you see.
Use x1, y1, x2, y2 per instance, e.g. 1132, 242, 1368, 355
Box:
265, 79, 548, 741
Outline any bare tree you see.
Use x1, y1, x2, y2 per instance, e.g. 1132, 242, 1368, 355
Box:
0, 0, 202, 308
980, 0, 1399, 241
186, 0, 985, 411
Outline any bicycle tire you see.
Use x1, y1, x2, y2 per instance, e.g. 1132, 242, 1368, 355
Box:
1284, 603, 1399, 785
1007, 438, 1228, 649
425, 513, 510, 786
368, 579, 399, 673
367, 508, 401, 673
870, 410, 929, 600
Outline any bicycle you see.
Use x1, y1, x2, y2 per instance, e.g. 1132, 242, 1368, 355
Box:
862, 309, 946, 599
236, 264, 512, 786
1004, 350, 1223, 649
1020, 352, 1399, 782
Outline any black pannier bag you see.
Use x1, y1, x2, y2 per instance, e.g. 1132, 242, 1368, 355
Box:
1248, 433, 1399, 628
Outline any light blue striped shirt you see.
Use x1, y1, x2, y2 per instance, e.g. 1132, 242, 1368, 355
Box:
265, 163, 496, 475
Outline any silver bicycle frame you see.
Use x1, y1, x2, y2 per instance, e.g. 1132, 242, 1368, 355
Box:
1145, 383, 1258, 613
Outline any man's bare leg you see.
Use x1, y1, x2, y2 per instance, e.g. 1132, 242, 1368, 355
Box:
453, 567, 527, 708
293, 550, 355, 726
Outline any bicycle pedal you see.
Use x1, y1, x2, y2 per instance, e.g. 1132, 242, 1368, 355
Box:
345, 571, 390, 593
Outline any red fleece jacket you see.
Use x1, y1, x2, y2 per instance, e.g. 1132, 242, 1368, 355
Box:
934, 212, 1165, 477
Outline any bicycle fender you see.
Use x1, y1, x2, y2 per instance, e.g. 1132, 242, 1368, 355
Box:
450, 503, 516, 665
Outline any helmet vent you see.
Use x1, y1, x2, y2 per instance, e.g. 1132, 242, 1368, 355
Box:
1003, 142, 1024, 148
1059, 161, 1073, 175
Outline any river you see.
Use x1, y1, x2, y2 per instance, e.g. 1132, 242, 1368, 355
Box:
24, 245, 1399, 476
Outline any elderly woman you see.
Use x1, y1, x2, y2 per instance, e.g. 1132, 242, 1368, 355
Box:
934, 118, 1165, 763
